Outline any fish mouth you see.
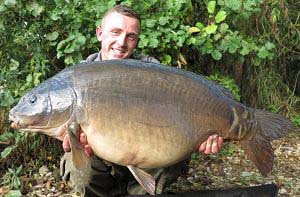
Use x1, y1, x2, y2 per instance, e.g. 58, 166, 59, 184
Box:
10, 121, 20, 129
9, 113, 50, 131
9, 114, 22, 129
8, 112, 30, 130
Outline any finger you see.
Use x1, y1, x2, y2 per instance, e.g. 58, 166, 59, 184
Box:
211, 137, 219, 153
84, 145, 94, 157
79, 132, 88, 146
62, 134, 71, 152
204, 135, 214, 154
217, 137, 224, 150
198, 141, 207, 152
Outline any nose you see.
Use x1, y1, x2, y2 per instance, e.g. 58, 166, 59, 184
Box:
116, 34, 126, 47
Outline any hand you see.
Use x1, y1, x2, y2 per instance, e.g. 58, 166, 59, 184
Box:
198, 135, 223, 154
62, 128, 94, 157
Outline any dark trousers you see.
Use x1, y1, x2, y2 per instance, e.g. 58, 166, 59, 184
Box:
60, 153, 189, 196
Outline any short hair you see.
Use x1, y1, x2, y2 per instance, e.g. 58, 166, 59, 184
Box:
102, 5, 141, 25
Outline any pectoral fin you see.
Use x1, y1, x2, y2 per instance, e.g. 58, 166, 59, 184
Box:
127, 165, 156, 195
68, 122, 90, 170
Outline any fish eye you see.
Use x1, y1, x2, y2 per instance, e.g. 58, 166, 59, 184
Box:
29, 95, 37, 104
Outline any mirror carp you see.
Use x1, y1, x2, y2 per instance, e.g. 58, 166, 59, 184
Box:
9, 59, 295, 195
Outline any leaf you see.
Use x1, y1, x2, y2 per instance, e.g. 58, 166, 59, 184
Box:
239, 40, 251, 55
75, 35, 86, 46
229, 44, 238, 53
0, 132, 14, 141
145, 19, 156, 28
0, 5, 7, 13
224, 0, 242, 11
46, 31, 59, 41
16, 165, 23, 174
163, 54, 172, 64
191, 153, 197, 160
138, 36, 149, 48
1, 146, 13, 158
0, 91, 15, 106
265, 41, 275, 50
4, 0, 16, 6
195, 22, 204, 29
213, 33, 222, 41
240, 47, 250, 56
186, 37, 196, 45
219, 23, 229, 33
64, 55, 74, 65
207, 1, 216, 14
4, 190, 22, 197
64, 45, 75, 53
148, 38, 159, 48
50, 12, 61, 21
26, 74, 33, 82
271, 8, 280, 23
158, 17, 168, 26
257, 46, 269, 59
188, 27, 201, 33
215, 11, 227, 23
33, 72, 42, 86
9, 59, 19, 71
205, 24, 218, 34
212, 49, 222, 60
26, 2, 44, 17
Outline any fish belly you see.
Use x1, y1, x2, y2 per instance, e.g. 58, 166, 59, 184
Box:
84, 96, 198, 168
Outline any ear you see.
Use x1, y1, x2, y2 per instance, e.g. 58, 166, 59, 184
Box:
96, 26, 103, 42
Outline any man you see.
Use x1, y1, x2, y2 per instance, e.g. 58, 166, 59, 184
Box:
60, 5, 223, 196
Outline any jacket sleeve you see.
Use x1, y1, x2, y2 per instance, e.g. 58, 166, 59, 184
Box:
132, 53, 160, 64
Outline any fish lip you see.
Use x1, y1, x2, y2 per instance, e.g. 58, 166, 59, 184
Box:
10, 121, 20, 129
8, 113, 23, 129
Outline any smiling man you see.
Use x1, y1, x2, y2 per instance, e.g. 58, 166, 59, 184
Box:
60, 5, 223, 197
96, 9, 139, 60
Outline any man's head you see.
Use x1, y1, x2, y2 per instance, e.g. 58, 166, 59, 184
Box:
96, 5, 141, 60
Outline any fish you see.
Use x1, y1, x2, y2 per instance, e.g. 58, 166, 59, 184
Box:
9, 59, 295, 195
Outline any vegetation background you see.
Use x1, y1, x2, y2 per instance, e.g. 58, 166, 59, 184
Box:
0, 0, 299, 195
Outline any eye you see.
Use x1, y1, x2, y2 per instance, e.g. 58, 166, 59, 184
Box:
29, 95, 37, 104
111, 30, 119, 35
128, 34, 137, 41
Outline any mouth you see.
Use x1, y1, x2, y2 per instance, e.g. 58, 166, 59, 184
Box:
112, 48, 126, 55
9, 113, 21, 129
10, 121, 20, 129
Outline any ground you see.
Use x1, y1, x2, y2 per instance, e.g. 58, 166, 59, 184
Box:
1, 131, 299, 196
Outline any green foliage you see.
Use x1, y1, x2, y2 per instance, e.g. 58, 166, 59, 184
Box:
1, 165, 23, 190
207, 72, 241, 101
291, 115, 300, 127
0, 132, 33, 159
186, 0, 274, 62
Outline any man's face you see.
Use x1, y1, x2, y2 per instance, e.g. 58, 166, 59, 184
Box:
96, 12, 140, 60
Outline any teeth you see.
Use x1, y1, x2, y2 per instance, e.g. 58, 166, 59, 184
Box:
113, 48, 124, 53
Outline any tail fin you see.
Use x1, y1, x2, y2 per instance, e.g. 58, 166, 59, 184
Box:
240, 109, 295, 176
255, 109, 294, 140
